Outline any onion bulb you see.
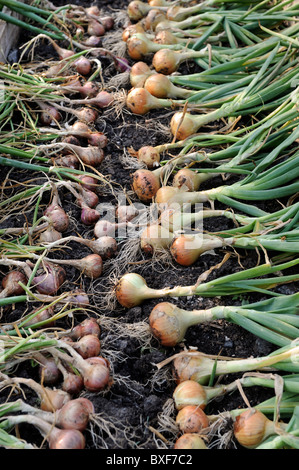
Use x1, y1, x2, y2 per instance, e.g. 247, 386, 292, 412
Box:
176, 405, 209, 433
44, 195, 69, 232
32, 262, 66, 295
131, 168, 161, 202
48, 253, 103, 279
87, 19, 106, 36
173, 380, 208, 410
234, 409, 279, 449
137, 145, 160, 168
72, 334, 101, 359
143, 9, 167, 30
37, 354, 62, 385
174, 433, 207, 449
170, 233, 228, 266
152, 48, 207, 75
39, 226, 62, 243
126, 87, 173, 115
122, 22, 146, 42
52, 397, 93, 431
140, 223, 174, 254
0, 270, 27, 299
144, 73, 193, 99
130, 61, 155, 88
69, 317, 101, 340
127, 0, 166, 21
173, 168, 213, 191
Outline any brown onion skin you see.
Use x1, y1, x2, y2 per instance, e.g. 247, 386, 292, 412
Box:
40, 388, 72, 412
174, 434, 207, 449
56, 398, 91, 432
149, 302, 184, 347
233, 409, 273, 449
33, 263, 66, 295
49, 428, 86, 449
73, 334, 101, 359
80, 254, 103, 278
173, 380, 208, 410
176, 405, 209, 434
137, 146, 160, 168
62, 372, 84, 395
69, 317, 101, 340
131, 169, 161, 203
1, 270, 27, 296
83, 356, 111, 392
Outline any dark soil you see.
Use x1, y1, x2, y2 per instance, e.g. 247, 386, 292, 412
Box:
0, 0, 298, 453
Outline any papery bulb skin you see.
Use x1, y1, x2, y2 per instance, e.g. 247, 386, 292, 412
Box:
172, 355, 209, 384
82, 189, 99, 208
74, 56, 92, 76
115, 273, 147, 308
155, 185, 179, 206
174, 434, 207, 449
1, 270, 27, 296
49, 429, 86, 449
173, 168, 200, 191
62, 135, 81, 146
44, 202, 69, 232
80, 254, 103, 279
39, 357, 62, 385
83, 356, 110, 392
100, 16, 114, 31
87, 132, 108, 148
62, 373, 84, 395
126, 88, 158, 115
74, 334, 101, 359
130, 61, 153, 87
127, 0, 150, 21
94, 220, 117, 238
234, 409, 275, 449
152, 49, 182, 75
81, 206, 100, 225
127, 35, 151, 60
144, 73, 172, 98
176, 405, 209, 433
87, 19, 106, 37
116, 204, 139, 223
149, 302, 186, 346
173, 380, 208, 410
170, 112, 199, 140
143, 9, 166, 30
131, 168, 161, 202
69, 317, 101, 340
57, 399, 91, 431
39, 226, 62, 243
76, 175, 98, 192
154, 30, 179, 45
122, 23, 146, 43
25, 306, 55, 327
140, 224, 173, 254
55, 154, 79, 169
33, 263, 66, 295
137, 146, 160, 168
91, 236, 118, 259
40, 388, 72, 412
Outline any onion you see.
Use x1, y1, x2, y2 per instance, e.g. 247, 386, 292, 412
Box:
48, 254, 103, 279
44, 195, 69, 232
154, 30, 180, 45
152, 48, 206, 75
82, 35, 102, 47
174, 434, 207, 449
39, 226, 62, 243
87, 132, 108, 148
76, 174, 98, 191
140, 223, 174, 254
86, 6, 101, 15
130, 61, 155, 88
122, 23, 146, 43
115, 272, 153, 308
99, 16, 114, 31
144, 73, 193, 99
137, 145, 160, 168
50, 40, 75, 60
73, 56, 92, 76
173, 168, 213, 191
127, 0, 159, 21
170, 233, 230, 266
87, 19, 106, 37
53, 342, 111, 393
1, 376, 71, 412
176, 405, 209, 433
80, 204, 101, 225
81, 188, 99, 208
143, 9, 167, 30
234, 409, 279, 449
32, 262, 66, 295
173, 380, 209, 410
116, 204, 139, 223
53, 103, 99, 123
72, 334, 101, 359
71, 91, 114, 109
3, 414, 86, 449
0, 270, 27, 299
60, 289, 90, 307
94, 219, 126, 238
61, 371, 84, 395
37, 354, 62, 385
170, 111, 203, 140
66, 144, 105, 167
69, 317, 101, 340
55, 154, 79, 169
23, 306, 55, 328
52, 397, 93, 431
126, 87, 173, 115
36, 101, 62, 125
65, 80, 100, 98
149, 301, 192, 346
131, 168, 161, 202
62, 135, 81, 146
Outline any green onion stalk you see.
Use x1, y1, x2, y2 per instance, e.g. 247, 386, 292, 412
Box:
256, 406, 299, 449
115, 257, 299, 308
149, 292, 299, 348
